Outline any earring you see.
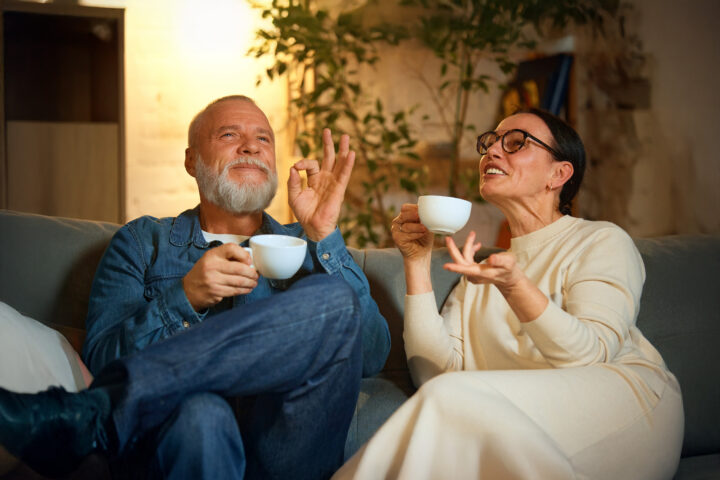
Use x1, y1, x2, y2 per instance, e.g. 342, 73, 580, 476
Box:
546, 184, 553, 192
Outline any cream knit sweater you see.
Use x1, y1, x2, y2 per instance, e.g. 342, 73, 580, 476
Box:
403, 215, 671, 387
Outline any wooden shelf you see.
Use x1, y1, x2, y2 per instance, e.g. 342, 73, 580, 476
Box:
1, 1, 125, 221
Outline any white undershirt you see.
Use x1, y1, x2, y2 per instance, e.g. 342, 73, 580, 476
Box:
201, 231, 249, 245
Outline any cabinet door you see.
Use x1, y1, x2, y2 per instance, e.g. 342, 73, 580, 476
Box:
6, 121, 119, 222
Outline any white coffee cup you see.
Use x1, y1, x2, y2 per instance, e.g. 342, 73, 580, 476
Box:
247, 234, 307, 279
417, 195, 472, 235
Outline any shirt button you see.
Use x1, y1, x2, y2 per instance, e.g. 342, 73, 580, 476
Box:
321, 253, 331, 260
182, 320, 190, 328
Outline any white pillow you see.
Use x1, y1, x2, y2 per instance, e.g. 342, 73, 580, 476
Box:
0, 301, 91, 474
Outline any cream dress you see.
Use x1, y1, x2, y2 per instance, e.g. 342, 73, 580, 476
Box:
334, 216, 684, 480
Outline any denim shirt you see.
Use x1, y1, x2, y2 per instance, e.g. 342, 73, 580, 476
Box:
82, 206, 390, 378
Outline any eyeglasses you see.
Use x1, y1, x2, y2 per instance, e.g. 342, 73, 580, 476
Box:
476, 129, 562, 159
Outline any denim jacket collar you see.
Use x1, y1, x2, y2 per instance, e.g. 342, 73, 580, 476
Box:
169, 205, 299, 248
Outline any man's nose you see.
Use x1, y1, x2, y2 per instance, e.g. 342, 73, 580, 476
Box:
237, 137, 260, 155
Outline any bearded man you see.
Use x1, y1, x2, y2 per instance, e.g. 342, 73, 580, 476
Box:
0, 95, 390, 480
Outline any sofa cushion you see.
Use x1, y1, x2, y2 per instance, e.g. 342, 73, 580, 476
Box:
345, 372, 415, 459
0, 301, 91, 475
634, 235, 720, 458
673, 453, 720, 479
0, 302, 89, 393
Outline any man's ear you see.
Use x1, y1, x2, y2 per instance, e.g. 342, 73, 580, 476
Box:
185, 148, 196, 178
552, 161, 574, 189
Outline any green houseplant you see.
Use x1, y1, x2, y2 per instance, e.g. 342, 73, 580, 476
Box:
249, 0, 616, 246
398, 0, 616, 200
249, 0, 425, 247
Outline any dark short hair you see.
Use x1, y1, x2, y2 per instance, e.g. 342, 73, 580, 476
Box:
514, 107, 586, 215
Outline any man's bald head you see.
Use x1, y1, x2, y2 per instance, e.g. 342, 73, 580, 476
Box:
187, 95, 257, 148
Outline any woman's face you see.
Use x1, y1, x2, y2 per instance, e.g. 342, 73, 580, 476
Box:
478, 113, 564, 209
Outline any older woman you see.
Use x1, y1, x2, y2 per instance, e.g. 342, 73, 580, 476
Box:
334, 109, 683, 480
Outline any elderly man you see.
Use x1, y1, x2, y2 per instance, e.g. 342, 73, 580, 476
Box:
0, 95, 390, 479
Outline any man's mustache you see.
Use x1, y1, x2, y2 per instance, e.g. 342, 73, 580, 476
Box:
222, 157, 272, 176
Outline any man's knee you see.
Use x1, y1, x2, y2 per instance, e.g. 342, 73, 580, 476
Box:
148, 393, 245, 478
161, 392, 239, 444
291, 275, 361, 333
293, 274, 357, 302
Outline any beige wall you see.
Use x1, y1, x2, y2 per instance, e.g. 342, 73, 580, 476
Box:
60, 0, 720, 237
368, 0, 720, 239
632, 0, 720, 235
75, 0, 292, 223
575, 0, 720, 237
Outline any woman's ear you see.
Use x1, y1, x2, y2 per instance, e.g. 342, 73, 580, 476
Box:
551, 161, 574, 189
185, 148, 197, 178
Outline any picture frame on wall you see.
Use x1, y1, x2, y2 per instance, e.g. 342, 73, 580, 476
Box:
499, 53, 574, 120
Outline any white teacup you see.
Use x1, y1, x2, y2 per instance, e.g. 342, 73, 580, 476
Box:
246, 234, 307, 280
417, 195, 472, 235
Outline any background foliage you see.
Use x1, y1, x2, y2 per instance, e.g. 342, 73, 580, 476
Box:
400, 0, 615, 199
249, 0, 616, 247
249, 0, 425, 247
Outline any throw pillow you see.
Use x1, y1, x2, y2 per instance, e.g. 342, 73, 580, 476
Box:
0, 301, 91, 474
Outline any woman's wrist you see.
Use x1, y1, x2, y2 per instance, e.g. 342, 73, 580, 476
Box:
404, 255, 433, 295
498, 275, 549, 323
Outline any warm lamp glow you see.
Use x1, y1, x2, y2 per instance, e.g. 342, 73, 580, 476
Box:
56, 0, 290, 222
177, 0, 259, 63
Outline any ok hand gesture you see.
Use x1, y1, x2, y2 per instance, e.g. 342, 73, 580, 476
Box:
288, 128, 355, 242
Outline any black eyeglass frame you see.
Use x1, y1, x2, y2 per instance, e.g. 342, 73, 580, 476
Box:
476, 129, 563, 159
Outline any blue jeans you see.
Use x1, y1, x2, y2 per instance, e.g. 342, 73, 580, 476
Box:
95, 274, 363, 480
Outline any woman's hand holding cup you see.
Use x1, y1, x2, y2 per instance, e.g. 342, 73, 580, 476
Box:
391, 204, 434, 262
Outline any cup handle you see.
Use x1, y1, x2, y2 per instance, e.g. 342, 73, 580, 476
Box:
242, 246, 254, 267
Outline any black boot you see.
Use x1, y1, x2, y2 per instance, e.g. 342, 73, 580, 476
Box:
0, 385, 113, 477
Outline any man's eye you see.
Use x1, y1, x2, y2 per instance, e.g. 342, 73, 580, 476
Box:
258, 136, 270, 143
220, 132, 234, 138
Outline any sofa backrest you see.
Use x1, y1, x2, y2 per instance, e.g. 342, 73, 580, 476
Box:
0, 210, 119, 350
634, 235, 720, 457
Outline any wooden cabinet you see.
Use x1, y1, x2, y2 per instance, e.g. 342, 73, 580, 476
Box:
1, 0, 124, 222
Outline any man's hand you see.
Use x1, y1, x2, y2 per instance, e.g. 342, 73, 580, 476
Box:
183, 244, 258, 311
288, 128, 355, 242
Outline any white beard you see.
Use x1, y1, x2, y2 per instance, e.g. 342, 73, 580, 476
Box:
194, 155, 278, 214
